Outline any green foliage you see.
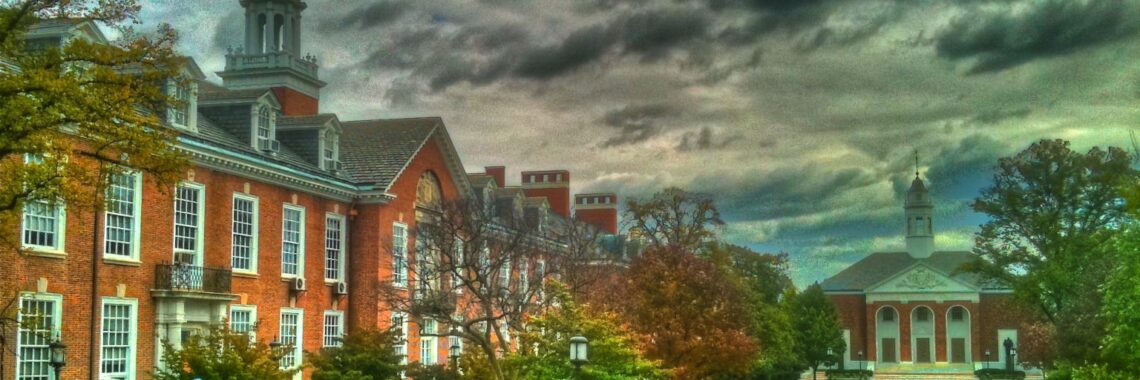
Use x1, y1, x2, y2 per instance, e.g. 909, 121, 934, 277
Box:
308, 328, 406, 380
624, 187, 724, 251
0, 0, 188, 245
965, 139, 1135, 363
1069, 364, 1134, 380
974, 368, 1027, 380
789, 284, 846, 374
405, 363, 460, 380
152, 324, 296, 380
824, 369, 873, 380
1099, 202, 1140, 375
506, 282, 668, 380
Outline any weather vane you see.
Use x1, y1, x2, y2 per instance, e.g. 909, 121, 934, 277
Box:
914, 149, 919, 179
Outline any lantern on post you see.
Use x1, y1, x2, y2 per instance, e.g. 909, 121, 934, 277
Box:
48, 339, 66, 380
569, 335, 589, 371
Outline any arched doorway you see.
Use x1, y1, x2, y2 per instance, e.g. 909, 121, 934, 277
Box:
876, 306, 900, 363
946, 306, 971, 363
911, 306, 935, 363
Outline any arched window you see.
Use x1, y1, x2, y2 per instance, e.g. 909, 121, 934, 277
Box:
416, 172, 443, 211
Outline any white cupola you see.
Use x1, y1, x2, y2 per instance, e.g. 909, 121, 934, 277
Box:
904, 153, 934, 258
219, 0, 326, 100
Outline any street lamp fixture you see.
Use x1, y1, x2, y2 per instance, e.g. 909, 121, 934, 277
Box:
269, 336, 284, 360
48, 339, 66, 380
449, 328, 462, 372
984, 350, 991, 370
857, 350, 864, 371
569, 335, 589, 370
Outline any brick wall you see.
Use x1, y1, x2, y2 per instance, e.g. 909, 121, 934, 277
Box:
271, 87, 319, 116
829, 294, 867, 361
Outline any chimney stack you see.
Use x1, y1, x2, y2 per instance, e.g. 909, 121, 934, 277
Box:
574, 193, 618, 234
485, 166, 506, 188
521, 170, 571, 218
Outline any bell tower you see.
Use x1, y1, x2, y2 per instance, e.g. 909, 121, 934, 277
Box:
219, 0, 326, 115
905, 151, 934, 258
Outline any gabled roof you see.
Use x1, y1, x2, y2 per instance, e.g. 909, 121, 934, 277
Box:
339, 117, 472, 197
820, 251, 1001, 292
189, 111, 351, 180
469, 174, 497, 188
278, 113, 338, 128
198, 82, 274, 104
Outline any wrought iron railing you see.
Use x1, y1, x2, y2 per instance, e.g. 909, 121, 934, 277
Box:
155, 262, 232, 294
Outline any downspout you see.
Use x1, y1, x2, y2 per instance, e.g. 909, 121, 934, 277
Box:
89, 194, 103, 379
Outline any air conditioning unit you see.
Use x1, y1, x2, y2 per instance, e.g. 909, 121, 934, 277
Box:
335, 281, 348, 295
333, 161, 343, 172
259, 139, 280, 154
291, 277, 306, 292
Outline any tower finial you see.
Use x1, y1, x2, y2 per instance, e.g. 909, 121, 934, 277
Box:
914, 149, 919, 179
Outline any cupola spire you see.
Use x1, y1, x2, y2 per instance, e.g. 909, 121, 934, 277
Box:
904, 150, 934, 258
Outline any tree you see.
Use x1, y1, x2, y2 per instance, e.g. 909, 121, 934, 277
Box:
308, 328, 406, 380
963, 139, 1134, 363
506, 282, 668, 380
153, 324, 297, 380
707, 243, 800, 379
1097, 184, 1140, 376
622, 245, 758, 379
376, 198, 564, 380
0, 0, 187, 247
788, 284, 845, 380
624, 187, 724, 251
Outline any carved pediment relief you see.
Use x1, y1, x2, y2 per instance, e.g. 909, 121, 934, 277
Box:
867, 264, 977, 293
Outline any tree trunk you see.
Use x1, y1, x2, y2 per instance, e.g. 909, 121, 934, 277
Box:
812, 365, 818, 380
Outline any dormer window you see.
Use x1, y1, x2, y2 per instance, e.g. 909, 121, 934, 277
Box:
322, 129, 340, 171
167, 78, 197, 131
257, 106, 272, 147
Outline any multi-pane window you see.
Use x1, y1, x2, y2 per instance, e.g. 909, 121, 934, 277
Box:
279, 309, 302, 369
519, 261, 529, 293
323, 130, 338, 167
169, 81, 190, 127
173, 184, 203, 263
22, 201, 63, 252
104, 172, 141, 259
392, 312, 408, 363
393, 223, 408, 287
452, 238, 464, 294
100, 300, 136, 380
500, 260, 511, 289
16, 295, 61, 380
323, 311, 343, 347
231, 195, 258, 272
416, 236, 438, 300
882, 308, 895, 322
230, 306, 255, 338
951, 307, 965, 321
281, 206, 304, 277
916, 307, 930, 322
325, 215, 345, 281
421, 319, 437, 365
256, 106, 272, 149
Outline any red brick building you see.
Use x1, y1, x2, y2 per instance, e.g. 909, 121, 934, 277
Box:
821, 175, 1030, 375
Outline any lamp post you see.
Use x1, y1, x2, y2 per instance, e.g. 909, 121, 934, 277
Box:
449, 328, 461, 374
858, 350, 864, 372
269, 336, 284, 361
569, 335, 589, 376
48, 339, 66, 380
984, 350, 991, 370
1003, 338, 1015, 373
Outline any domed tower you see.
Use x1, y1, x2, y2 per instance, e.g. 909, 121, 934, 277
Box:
219, 0, 326, 115
905, 153, 934, 258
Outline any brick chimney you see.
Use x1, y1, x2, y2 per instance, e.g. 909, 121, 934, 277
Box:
574, 193, 618, 234
521, 170, 570, 218
485, 166, 506, 188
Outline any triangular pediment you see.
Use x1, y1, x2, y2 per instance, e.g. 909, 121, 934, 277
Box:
866, 262, 979, 293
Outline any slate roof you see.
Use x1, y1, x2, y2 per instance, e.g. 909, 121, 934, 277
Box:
187, 111, 353, 180
278, 114, 338, 128
468, 174, 497, 188
198, 81, 270, 103
338, 117, 440, 188
820, 251, 1004, 292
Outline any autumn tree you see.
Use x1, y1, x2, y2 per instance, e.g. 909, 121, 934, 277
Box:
153, 324, 296, 380
624, 187, 723, 251
376, 198, 567, 380
622, 245, 758, 378
0, 0, 187, 231
789, 284, 846, 380
963, 139, 1134, 363
308, 328, 406, 380
506, 282, 668, 380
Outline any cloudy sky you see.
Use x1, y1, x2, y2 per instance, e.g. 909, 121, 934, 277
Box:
140, 0, 1140, 286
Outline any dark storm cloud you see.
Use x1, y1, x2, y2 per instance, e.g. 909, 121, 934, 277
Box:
598, 104, 675, 148
515, 25, 618, 79
319, 1, 409, 32
970, 107, 1031, 125
621, 8, 711, 59
935, 0, 1140, 74
676, 127, 733, 152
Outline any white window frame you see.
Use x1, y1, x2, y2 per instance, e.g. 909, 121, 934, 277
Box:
323, 310, 344, 347
103, 170, 143, 262
231, 194, 260, 274
452, 237, 464, 295
99, 297, 138, 380
167, 77, 197, 131
279, 308, 304, 370
393, 222, 409, 288
421, 318, 437, 365
21, 154, 67, 255
325, 213, 346, 282
321, 129, 339, 170
253, 104, 276, 150
281, 204, 306, 278
172, 182, 206, 266
500, 260, 511, 289
392, 311, 409, 364
230, 305, 257, 340
16, 292, 63, 380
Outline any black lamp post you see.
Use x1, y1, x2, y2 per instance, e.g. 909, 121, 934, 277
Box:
48, 339, 66, 380
985, 350, 991, 369
269, 336, 284, 361
858, 350, 864, 371
569, 335, 589, 375
1003, 338, 1015, 373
